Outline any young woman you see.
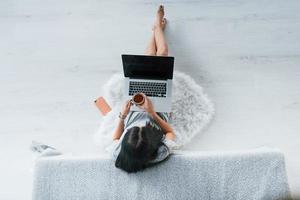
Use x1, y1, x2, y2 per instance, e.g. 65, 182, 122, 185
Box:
110, 5, 176, 173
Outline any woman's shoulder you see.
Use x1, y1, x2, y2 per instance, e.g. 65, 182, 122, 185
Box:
162, 136, 176, 150
148, 137, 176, 164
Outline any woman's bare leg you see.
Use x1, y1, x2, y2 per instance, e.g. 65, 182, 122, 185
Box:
153, 5, 168, 56
145, 31, 157, 56
145, 5, 168, 56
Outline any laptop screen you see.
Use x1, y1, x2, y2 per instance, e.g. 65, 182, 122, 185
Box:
122, 54, 174, 80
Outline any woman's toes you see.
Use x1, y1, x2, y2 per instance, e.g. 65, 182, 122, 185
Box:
158, 5, 164, 13
156, 5, 164, 19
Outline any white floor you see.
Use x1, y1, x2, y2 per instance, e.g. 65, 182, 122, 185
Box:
1, 0, 300, 199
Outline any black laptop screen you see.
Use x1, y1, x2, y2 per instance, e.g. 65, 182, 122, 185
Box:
122, 54, 174, 79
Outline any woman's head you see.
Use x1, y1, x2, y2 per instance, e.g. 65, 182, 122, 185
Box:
115, 123, 164, 173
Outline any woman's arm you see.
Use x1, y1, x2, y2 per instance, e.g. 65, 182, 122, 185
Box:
151, 112, 175, 140
112, 100, 132, 140
139, 93, 176, 140
112, 119, 125, 140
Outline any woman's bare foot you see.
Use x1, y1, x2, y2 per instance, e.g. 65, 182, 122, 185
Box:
152, 5, 167, 31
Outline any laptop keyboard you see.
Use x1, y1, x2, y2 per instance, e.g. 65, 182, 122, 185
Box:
129, 81, 167, 97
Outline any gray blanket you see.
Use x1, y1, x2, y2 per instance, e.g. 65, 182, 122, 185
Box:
32, 148, 290, 200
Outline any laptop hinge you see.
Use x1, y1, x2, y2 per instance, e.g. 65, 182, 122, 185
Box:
129, 77, 168, 81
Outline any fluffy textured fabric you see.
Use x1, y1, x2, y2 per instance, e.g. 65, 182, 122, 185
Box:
32, 148, 291, 200
94, 71, 214, 150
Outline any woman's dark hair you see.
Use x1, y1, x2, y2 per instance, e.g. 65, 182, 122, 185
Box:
115, 122, 164, 173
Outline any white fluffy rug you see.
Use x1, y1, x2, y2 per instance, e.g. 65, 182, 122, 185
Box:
94, 71, 214, 150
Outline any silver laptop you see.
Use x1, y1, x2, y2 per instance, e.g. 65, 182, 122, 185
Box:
122, 54, 174, 112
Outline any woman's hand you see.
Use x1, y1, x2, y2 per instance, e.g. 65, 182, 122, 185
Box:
139, 93, 155, 115
121, 100, 133, 116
